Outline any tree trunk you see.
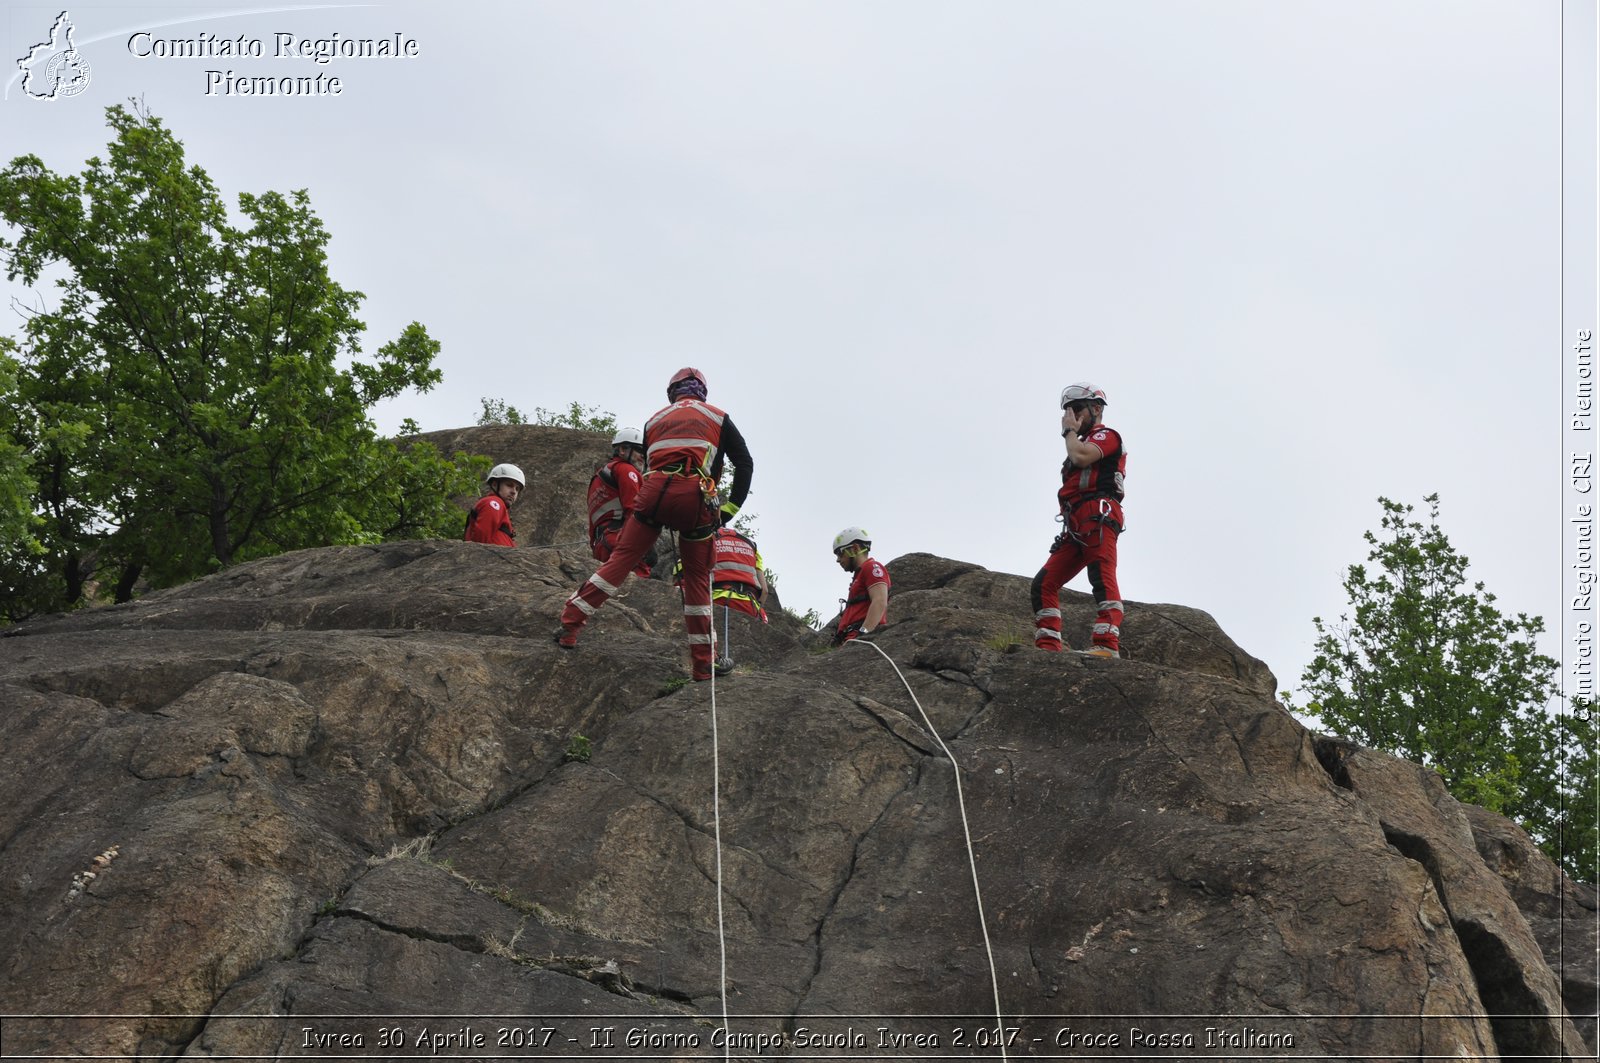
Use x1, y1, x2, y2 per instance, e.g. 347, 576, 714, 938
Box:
62, 550, 86, 605
114, 562, 142, 604
209, 478, 233, 567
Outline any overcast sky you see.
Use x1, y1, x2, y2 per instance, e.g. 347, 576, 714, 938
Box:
3, 1, 1594, 702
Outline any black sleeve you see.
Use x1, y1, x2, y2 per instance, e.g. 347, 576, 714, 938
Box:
715, 416, 754, 508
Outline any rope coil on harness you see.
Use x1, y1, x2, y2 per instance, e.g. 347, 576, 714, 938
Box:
845, 638, 1009, 1061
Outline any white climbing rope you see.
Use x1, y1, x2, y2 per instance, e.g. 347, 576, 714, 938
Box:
529, 537, 590, 550
845, 637, 1009, 1061
683, 540, 1002, 1060
703, 558, 733, 1060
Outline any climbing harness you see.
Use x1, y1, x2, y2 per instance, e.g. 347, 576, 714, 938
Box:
1051, 496, 1124, 553
843, 638, 1009, 1061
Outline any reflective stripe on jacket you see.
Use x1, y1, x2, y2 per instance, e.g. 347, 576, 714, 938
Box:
586, 458, 635, 541
715, 586, 768, 622
710, 529, 762, 591
644, 399, 726, 474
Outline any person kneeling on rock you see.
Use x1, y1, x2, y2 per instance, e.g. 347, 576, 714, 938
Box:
831, 526, 888, 647
674, 526, 769, 676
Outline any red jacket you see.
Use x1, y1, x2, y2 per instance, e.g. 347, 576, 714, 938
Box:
464, 493, 515, 547
837, 557, 890, 638
641, 398, 755, 509
1058, 424, 1126, 513
710, 529, 762, 592
587, 458, 643, 542
644, 399, 726, 475
676, 529, 767, 620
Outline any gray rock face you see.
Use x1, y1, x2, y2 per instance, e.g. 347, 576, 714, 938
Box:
0, 427, 1591, 1060
1462, 803, 1600, 1051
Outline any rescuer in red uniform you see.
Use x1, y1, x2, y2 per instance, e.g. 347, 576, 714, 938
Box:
831, 526, 889, 646
684, 527, 768, 620
463, 463, 524, 547
1032, 383, 1125, 657
557, 367, 754, 681
674, 527, 768, 676
588, 427, 656, 578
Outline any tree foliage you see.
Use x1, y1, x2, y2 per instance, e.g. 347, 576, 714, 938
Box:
0, 340, 40, 556
1288, 495, 1594, 881
783, 604, 823, 631
533, 401, 615, 433
476, 397, 527, 426
0, 103, 478, 619
1548, 697, 1599, 885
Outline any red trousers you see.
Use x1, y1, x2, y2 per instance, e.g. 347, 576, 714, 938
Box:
1031, 499, 1123, 652
562, 473, 719, 677
593, 523, 655, 578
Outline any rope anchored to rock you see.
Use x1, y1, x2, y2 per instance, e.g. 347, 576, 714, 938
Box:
608, 536, 1004, 1059
844, 637, 1009, 1061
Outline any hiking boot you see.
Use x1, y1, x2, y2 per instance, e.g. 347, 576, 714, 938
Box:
1034, 640, 1063, 653
553, 627, 579, 649
1076, 646, 1120, 659
713, 657, 734, 677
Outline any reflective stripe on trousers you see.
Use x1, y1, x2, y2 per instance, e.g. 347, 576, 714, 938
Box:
561, 473, 718, 676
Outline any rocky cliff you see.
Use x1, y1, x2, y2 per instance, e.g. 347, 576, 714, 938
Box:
0, 425, 1593, 1060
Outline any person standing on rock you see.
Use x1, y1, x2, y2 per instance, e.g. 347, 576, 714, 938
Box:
831, 527, 889, 646
463, 463, 524, 547
1031, 383, 1125, 658
587, 427, 658, 577
556, 367, 754, 682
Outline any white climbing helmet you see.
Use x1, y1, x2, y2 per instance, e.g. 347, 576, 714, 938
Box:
611, 426, 644, 448
1060, 382, 1108, 408
485, 463, 525, 488
832, 526, 871, 555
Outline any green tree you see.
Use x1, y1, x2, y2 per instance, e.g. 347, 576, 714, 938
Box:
0, 341, 40, 557
476, 397, 526, 425
532, 401, 615, 433
1542, 697, 1598, 884
0, 103, 475, 613
1288, 495, 1593, 880
784, 605, 824, 631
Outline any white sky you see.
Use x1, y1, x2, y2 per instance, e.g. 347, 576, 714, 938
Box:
2, 1, 1593, 699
